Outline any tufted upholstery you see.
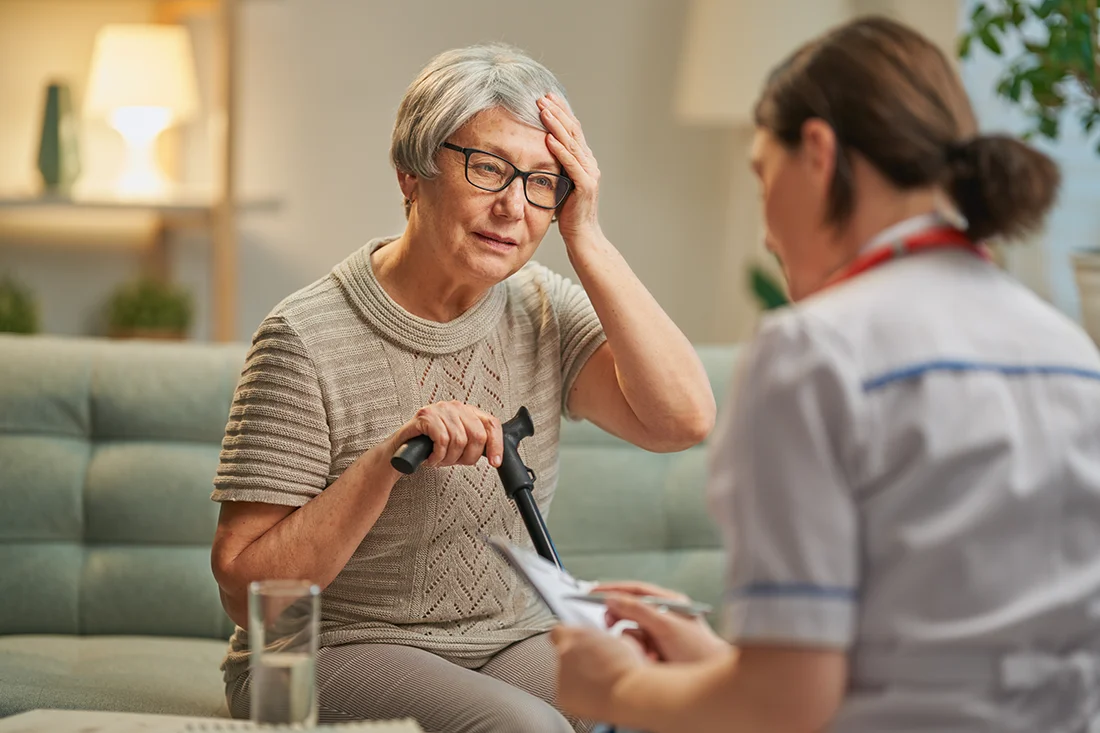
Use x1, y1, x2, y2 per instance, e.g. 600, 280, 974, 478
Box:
0, 336, 246, 716
0, 334, 739, 718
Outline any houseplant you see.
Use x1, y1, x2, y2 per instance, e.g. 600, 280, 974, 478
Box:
959, 0, 1100, 338
748, 263, 790, 311
0, 275, 39, 334
959, 0, 1099, 147
106, 278, 193, 339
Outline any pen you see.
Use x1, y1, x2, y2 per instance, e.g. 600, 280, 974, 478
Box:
564, 592, 712, 618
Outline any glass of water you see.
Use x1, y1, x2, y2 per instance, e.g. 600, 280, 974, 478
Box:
248, 579, 320, 726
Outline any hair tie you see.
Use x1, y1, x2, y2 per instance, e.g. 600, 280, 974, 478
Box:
944, 139, 973, 163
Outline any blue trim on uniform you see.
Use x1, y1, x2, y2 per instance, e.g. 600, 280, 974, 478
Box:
862, 360, 1100, 393
730, 582, 857, 601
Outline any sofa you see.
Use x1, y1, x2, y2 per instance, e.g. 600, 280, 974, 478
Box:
0, 333, 739, 718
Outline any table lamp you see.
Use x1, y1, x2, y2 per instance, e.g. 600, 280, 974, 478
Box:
83, 23, 200, 198
672, 0, 851, 341
675, 0, 850, 126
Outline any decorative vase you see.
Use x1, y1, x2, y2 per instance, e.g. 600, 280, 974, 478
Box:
36, 81, 81, 194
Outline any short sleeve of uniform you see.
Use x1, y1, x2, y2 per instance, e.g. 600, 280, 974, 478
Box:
528, 263, 607, 420
211, 316, 331, 507
708, 312, 863, 649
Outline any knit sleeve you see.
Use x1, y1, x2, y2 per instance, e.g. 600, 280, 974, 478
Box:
541, 267, 607, 419
211, 316, 331, 507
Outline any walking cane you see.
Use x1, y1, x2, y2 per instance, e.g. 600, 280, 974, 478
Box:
390, 406, 563, 569
392, 408, 624, 733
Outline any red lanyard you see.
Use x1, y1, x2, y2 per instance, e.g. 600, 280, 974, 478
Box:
824, 226, 989, 289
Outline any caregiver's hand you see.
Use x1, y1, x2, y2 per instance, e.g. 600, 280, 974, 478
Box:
551, 625, 646, 723
594, 581, 732, 664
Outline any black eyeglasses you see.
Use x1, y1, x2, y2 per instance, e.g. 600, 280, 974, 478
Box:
441, 142, 573, 209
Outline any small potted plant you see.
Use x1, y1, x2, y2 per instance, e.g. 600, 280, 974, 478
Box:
0, 275, 40, 334
106, 278, 193, 340
748, 263, 790, 312
959, 0, 1100, 337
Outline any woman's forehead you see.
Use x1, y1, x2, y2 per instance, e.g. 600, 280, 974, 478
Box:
455, 108, 558, 171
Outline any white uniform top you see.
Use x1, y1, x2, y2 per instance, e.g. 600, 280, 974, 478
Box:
709, 214, 1100, 733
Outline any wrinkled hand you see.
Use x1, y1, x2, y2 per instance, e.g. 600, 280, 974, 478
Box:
386, 401, 503, 468
551, 625, 645, 723
538, 93, 601, 244
595, 581, 731, 664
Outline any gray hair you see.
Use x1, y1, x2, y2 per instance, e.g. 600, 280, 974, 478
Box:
391, 43, 569, 213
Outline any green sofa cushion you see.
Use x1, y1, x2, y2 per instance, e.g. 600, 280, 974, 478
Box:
90, 343, 241, 443
85, 442, 222, 546
0, 436, 88, 542
0, 635, 228, 717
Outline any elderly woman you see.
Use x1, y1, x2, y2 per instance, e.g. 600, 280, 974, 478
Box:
209, 43, 715, 732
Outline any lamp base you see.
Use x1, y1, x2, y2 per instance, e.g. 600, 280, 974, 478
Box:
115, 136, 172, 199
110, 107, 174, 199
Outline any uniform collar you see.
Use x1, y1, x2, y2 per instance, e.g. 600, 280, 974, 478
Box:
858, 212, 952, 256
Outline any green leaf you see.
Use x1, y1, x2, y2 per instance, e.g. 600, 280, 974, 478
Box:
1011, 1, 1027, 25
958, 32, 974, 58
1031, 67, 1067, 107
0, 275, 39, 334
1038, 113, 1061, 139
1036, 88, 1066, 108
1083, 108, 1100, 132
1035, 0, 1062, 20
747, 265, 789, 311
1084, 38, 1098, 81
980, 27, 1004, 54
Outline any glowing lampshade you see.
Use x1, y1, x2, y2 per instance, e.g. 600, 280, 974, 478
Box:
675, 0, 850, 127
84, 24, 200, 197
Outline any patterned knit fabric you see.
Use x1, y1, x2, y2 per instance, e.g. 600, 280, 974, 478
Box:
211, 237, 607, 683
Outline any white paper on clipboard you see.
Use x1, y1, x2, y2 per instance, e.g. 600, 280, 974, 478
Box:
486, 536, 609, 631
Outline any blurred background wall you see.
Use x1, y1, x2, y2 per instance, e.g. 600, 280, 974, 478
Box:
0, 0, 1097, 344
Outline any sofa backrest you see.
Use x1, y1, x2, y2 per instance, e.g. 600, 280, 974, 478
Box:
548, 345, 738, 613
0, 335, 246, 640
0, 335, 738, 640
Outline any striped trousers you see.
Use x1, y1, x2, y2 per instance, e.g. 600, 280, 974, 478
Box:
229, 631, 594, 733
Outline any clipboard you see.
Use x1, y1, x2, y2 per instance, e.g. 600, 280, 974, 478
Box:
485, 536, 609, 630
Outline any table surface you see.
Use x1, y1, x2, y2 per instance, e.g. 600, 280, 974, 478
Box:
0, 709, 423, 733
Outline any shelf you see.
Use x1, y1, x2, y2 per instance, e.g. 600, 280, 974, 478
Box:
0, 192, 281, 216
0, 0, 244, 342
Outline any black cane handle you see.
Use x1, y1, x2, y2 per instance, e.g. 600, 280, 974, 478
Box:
389, 434, 434, 475
390, 406, 558, 565
390, 406, 534, 485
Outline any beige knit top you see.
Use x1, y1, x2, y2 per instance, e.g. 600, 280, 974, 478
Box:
211, 237, 607, 683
